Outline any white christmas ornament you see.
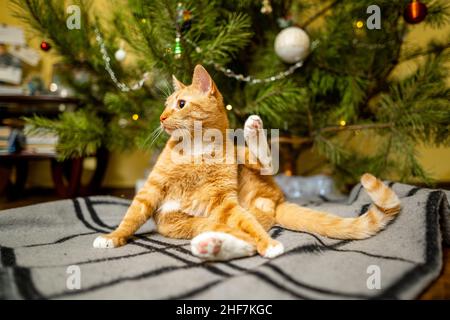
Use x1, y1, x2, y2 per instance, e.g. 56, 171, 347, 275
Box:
274, 26, 310, 64
114, 48, 127, 61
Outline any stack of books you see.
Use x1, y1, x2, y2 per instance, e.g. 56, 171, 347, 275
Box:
24, 126, 58, 155
0, 126, 12, 154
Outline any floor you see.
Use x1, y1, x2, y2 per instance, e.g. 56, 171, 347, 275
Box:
1, 188, 449, 299
0, 187, 135, 210
419, 248, 450, 299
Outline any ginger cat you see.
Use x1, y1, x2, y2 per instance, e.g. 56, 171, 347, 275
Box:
93, 65, 401, 260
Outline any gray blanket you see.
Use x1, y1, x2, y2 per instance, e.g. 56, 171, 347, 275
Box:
0, 182, 449, 299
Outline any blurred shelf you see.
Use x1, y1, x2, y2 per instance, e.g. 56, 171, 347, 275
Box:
0, 95, 80, 104
0, 150, 57, 159
0, 94, 81, 123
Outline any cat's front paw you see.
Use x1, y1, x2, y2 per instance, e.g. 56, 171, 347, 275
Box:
244, 115, 264, 140
93, 234, 127, 249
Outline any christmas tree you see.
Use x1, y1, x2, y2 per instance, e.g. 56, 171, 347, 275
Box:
12, 0, 450, 187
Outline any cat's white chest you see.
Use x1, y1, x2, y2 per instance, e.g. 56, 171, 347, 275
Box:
158, 199, 208, 217
158, 200, 181, 214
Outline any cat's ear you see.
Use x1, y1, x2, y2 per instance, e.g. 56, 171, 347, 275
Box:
192, 64, 216, 95
172, 75, 186, 91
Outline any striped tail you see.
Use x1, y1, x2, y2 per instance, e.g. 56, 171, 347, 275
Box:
275, 173, 401, 240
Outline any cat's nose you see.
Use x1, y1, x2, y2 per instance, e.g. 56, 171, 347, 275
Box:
160, 114, 168, 122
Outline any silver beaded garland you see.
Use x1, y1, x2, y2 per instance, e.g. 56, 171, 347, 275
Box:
95, 27, 316, 92
95, 28, 149, 92
186, 38, 311, 85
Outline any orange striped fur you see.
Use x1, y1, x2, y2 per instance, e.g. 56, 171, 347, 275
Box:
93, 65, 401, 259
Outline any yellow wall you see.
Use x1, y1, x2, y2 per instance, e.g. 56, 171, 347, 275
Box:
1, 0, 449, 187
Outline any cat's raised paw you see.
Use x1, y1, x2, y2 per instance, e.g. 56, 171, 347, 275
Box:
244, 115, 263, 139
262, 241, 284, 259
191, 231, 255, 261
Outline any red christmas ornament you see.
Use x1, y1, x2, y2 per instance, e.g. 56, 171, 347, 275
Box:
40, 41, 51, 52
404, 0, 428, 24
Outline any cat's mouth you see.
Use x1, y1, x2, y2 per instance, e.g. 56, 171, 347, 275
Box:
161, 126, 171, 134
161, 123, 174, 135
162, 122, 191, 136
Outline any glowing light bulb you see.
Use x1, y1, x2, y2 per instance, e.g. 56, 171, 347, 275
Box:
339, 120, 346, 127
355, 20, 364, 29
49, 83, 58, 92
115, 48, 127, 61
226, 104, 233, 111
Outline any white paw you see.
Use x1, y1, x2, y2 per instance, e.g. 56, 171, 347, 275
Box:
93, 236, 116, 249
263, 242, 284, 259
191, 231, 255, 261
244, 115, 263, 140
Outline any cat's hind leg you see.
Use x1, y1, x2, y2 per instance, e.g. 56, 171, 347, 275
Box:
191, 231, 255, 261
154, 211, 256, 261
213, 201, 284, 258
248, 199, 277, 231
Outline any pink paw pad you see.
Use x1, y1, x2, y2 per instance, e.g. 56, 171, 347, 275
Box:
197, 238, 222, 255
244, 115, 263, 133
250, 119, 261, 129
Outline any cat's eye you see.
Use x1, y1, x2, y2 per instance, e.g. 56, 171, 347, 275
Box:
178, 99, 186, 109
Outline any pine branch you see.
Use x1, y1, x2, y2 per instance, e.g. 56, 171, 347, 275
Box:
425, 0, 450, 28
318, 123, 393, 134
300, 0, 341, 28
274, 123, 393, 145
400, 43, 450, 63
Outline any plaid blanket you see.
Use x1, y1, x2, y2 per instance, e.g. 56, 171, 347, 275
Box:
0, 182, 449, 299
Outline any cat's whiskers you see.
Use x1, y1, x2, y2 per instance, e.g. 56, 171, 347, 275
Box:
148, 126, 164, 147
143, 125, 164, 147
142, 127, 158, 146
148, 126, 162, 140
155, 79, 173, 99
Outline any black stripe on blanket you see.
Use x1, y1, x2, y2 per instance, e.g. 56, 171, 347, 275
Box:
13, 267, 44, 300
0, 246, 16, 267
263, 264, 372, 299
0, 247, 44, 299
23, 231, 98, 248
47, 263, 210, 299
